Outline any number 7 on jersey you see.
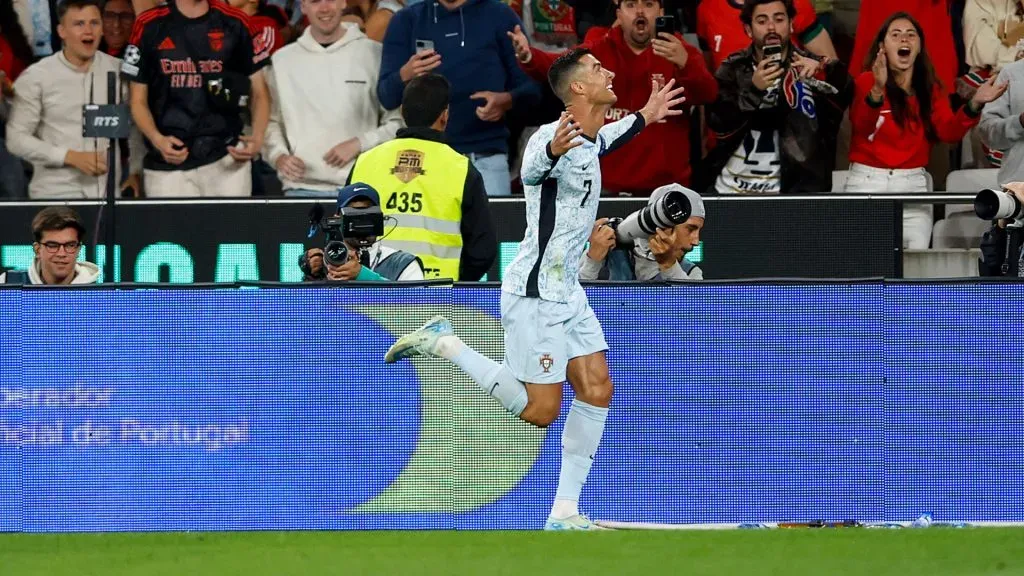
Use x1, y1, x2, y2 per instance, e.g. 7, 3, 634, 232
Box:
581, 179, 592, 207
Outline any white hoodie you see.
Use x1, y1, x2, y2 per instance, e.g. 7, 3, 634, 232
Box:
0, 258, 101, 285
264, 24, 403, 192
965, 0, 1024, 72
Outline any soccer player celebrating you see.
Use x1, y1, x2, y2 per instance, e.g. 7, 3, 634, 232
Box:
385, 48, 684, 531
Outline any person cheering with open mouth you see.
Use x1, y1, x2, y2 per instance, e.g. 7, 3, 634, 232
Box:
845, 11, 1008, 249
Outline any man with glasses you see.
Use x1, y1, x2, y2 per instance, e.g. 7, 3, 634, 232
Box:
0, 206, 100, 285
101, 0, 136, 58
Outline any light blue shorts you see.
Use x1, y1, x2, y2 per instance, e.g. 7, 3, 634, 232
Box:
500, 289, 608, 384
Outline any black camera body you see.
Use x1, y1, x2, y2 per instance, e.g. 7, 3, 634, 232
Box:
303, 203, 386, 274
322, 205, 386, 248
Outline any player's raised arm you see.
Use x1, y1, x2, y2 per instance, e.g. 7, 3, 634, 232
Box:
521, 113, 581, 186
598, 79, 686, 157
639, 79, 687, 125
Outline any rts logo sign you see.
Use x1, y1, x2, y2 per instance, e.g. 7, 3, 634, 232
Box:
82, 104, 132, 139
93, 116, 120, 128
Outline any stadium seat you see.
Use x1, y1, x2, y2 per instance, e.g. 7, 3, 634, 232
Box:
945, 169, 998, 194
931, 215, 988, 249
929, 170, 992, 248
931, 170, 996, 248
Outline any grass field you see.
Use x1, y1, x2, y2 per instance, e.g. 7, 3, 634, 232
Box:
3, 529, 1024, 576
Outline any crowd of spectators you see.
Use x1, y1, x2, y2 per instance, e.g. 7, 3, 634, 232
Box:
2, 0, 1023, 247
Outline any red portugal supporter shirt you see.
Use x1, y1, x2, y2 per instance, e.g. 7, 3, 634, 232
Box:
848, 72, 979, 169
697, 0, 825, 69
121, 1, 271, 170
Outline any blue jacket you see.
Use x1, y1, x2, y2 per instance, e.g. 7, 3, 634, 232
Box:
377, 0, 542, 155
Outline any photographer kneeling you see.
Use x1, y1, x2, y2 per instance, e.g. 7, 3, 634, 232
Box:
977, 182, 1024, 277
580, 184, 705, 282
300, 183, 425, 282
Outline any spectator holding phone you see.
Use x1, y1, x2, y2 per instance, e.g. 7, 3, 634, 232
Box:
697, 0, 835, 70
509, 0, 717, 194
377, 0, 542, 197
702, 0, 852, 195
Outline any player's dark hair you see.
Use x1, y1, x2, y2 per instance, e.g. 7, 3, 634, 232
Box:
402, 74, 450, 128
57, 0, 103, 22
739, 0, 795, 26
32, 207, 87, 243
548, 47, 592, 103
864, 12, 939, 142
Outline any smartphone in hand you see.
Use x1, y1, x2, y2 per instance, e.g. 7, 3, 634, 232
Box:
763, 44, 784, 65
654, 16, 677, 37
415, 39, 434, 54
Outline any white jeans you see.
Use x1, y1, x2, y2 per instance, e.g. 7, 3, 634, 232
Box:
145, 154, 252, 198
844, 163, 933, 249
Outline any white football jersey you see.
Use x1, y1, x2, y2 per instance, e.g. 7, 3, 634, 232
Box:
502, 112, 646, 302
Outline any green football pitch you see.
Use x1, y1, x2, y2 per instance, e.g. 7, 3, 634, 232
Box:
3, 529, 1024, 575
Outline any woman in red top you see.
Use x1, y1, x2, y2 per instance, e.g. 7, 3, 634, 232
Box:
844, 12, 1007, 249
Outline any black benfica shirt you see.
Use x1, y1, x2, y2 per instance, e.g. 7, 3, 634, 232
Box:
121, 1, 271, 171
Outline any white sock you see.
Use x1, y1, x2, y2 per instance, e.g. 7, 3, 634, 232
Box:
550, 399, 609, 519
551, 499, 579, 520
447, 339, 528, 416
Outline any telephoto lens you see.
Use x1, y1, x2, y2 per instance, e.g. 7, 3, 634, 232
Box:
975, 189, 1023, 221
324, 240, 349, 266
613, 184, 695, 244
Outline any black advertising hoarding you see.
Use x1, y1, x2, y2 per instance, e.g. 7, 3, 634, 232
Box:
0, 198, 899, 282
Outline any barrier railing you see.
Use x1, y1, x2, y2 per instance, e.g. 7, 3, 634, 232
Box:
1, 196, 941, 281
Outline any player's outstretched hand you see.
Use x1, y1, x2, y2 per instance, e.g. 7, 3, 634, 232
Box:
639, 79, 686, 126
549, 112, 582, 157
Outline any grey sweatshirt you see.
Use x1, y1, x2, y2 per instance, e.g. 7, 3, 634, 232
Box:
979, 59, 1024, 186
6, 51, 144, 199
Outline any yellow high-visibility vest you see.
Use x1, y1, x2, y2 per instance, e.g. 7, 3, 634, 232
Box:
351, 137, 466, 281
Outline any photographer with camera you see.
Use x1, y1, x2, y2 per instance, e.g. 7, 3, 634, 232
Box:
121, 0, 272, 197
580, 184, 705, 281
976, 182, 1024, 277
300, 183, 425, 282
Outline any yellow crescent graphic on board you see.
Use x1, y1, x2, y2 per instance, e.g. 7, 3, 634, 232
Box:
348, 304, 547, 513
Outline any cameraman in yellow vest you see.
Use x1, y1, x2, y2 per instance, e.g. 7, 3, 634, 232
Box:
348, 74, 497, 281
